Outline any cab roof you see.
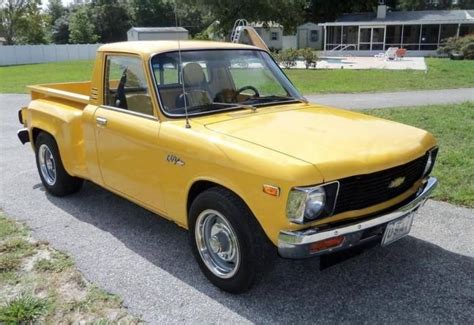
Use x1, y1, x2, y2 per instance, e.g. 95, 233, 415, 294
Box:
98, 41, 259, 57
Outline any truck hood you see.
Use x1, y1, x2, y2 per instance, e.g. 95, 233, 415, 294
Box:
203, 104, 437, 181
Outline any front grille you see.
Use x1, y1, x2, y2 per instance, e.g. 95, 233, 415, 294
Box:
334, 153, 430, 215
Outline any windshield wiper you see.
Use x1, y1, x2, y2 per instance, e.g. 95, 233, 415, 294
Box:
250, 96, 307, 106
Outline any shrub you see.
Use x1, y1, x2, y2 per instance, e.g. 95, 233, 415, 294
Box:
193, 32, 210, 40
299, 48, 318, 69
461, 41, 474, 59
438, 34, 474, 59
278, 48, 299, 69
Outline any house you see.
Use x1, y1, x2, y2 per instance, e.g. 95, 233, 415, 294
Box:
127, 27, 189, 42
251, 22, 283, 50
319, 3, 474, 55
297, 23, 324, 50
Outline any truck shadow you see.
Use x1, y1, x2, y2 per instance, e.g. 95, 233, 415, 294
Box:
44, 181, 473, 324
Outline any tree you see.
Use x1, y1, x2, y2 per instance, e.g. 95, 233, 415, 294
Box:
88, 0, 131, 43
398, 0, 428, 10
52, 15, 69, 44
17, 0, 48, 44
47, 0, 64, 24
0, 0, 28, 44
193, 0, 307, 36
69, 6, 99, 44
304, 0, 378, 23
130, 0, 211, 36
131, 0, 175, 28
458, 0, 474, 9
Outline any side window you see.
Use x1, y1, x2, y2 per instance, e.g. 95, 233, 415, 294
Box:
310, 30, 319, 42
104, 55, 154, 116
271, 32, 278, 41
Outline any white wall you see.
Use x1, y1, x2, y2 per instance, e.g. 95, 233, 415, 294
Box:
137, 32, 188, 41
282, 35, 297, 50
0, 44, 102, 66
254, 27, 283, 50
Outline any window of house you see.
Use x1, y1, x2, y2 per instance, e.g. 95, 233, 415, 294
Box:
271, 32, 278, 41
420, 24, 440, 50
310, 30, 319, 42
440, 24, 458, 43
402, 25, 421, 50
104, 55, 154, 116
459, 24, 474, 37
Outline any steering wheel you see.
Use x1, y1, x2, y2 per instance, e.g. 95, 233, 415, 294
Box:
232, 85, 260, 102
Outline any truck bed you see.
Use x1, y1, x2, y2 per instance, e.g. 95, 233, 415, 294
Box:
28, 81, 92, 106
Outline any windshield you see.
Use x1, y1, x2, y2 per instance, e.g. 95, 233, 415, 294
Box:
150, 49, 303, 116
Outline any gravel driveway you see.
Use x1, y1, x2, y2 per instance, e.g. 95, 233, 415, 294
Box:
1, 94, 473, 323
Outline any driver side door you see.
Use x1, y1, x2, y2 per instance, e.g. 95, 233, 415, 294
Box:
94, 54, 166, 213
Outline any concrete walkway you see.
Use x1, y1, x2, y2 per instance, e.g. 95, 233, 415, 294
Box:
305, 88, 474, 109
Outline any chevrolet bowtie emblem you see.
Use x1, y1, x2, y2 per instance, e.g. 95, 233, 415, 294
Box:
389, 177, 406, 189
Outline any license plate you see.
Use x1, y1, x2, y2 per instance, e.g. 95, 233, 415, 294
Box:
381, 213, 414, 246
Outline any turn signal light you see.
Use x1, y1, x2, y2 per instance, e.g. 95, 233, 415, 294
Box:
309, 236, 345, 253
263, 184, 280, 197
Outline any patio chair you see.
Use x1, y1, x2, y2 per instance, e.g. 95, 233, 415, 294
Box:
395, 48, 407, 60
375, 47, 398, 60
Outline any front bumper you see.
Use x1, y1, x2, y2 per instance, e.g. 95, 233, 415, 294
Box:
278, 177, 438, 259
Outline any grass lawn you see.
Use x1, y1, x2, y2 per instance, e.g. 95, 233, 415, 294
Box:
1, 58, 473, 94
364, 102, 474, 208
286, 58, 474, 94
0, 211, 140, 323
0, 60, 95, 94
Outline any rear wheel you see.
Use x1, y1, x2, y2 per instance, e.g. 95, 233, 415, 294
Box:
35, 132, 83, 196
189, 187, 275, 293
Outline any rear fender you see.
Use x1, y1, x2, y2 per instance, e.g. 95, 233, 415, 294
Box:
25, 100, 86, 177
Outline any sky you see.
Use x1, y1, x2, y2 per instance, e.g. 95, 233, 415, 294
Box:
41, 0, 75, 10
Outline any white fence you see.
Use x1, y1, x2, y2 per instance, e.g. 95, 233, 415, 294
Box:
0, 44, 102, 66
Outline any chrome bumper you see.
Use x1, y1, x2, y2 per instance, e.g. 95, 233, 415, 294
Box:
278, 177, 438, 259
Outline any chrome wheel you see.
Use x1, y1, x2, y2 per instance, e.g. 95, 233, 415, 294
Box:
38, 144, 56, 186
195, 209, 241, 279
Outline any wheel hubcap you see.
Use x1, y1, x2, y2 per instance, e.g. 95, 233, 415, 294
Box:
195, 209, 240, 279
38, 144, 56, 186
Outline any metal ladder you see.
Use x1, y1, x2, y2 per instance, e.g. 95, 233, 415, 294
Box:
230, 19, 248, 43
329, 44, 357, 53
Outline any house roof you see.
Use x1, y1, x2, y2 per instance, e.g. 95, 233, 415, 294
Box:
321, 9, 474, 26
128, 27, 188, 33
297, 22, 319, 29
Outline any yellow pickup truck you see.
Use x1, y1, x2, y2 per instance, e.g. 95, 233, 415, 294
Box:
18, 41, 438, 293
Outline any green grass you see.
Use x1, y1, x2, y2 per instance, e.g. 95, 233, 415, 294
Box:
365, 102, 474, 207
1, 58, 473, 94
0, 294, 49, 323
0, 60, 94, 93
34, 251, 74, 273
0, 211, 139, 323
286, 58, 474, 94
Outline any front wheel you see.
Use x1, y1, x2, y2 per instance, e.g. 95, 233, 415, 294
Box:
34, 132, 83, 196
189, 187, 275, 293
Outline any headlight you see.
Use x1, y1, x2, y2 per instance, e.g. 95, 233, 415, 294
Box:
286, 182, 339, 224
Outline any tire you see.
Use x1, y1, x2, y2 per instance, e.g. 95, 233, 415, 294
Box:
189, 187, 275, 293
34, 132, 83, 196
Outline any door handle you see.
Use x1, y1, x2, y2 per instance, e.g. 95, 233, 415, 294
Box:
96, 117, 107, 126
